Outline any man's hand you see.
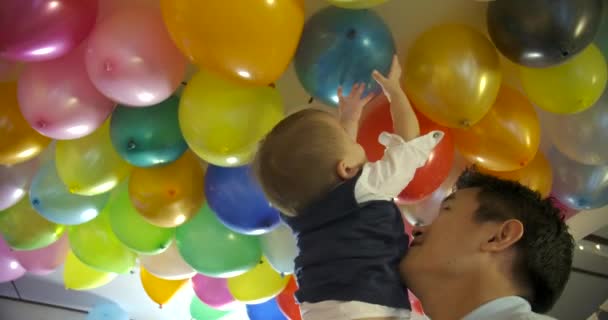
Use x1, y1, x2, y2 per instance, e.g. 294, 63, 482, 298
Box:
338, 83, 374, 140
372, 55, 405, 103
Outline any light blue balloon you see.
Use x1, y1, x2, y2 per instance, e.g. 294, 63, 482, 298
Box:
260, 223, 298, 275
30, 160, 109, 225
86, 303, 129, 320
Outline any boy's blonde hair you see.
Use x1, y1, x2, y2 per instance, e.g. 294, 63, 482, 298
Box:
252, 109, 348, 216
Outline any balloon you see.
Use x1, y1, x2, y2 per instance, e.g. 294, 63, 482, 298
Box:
0, 82, 50, 165
64, 250, 117, 290
227, 256, 289, 304
140, 267, 189, 307
85, 7, 186, 107
247, 298, 288, 320
487, 0, 603, 68
542, 90, 608, 165
0, 59, 22, 82
68, 210, 136, 273
295, 6, 395, 106
277, 277, 301, 320
110, 96, 187, 167
129, 151, 204, 227
260, 223, 298, 275
0, 237, 25, 283
327, 0, 388, 9
404, 24, 501, 128
161, 0, 304, 85
453, 85, 540, 172
596, 3, 608, 58
550, 196, 579, 221
179, 71, 284, 167
192, 274, 236, 310
86, 303, 129, 320
548, 148, 608, 210
205, 165, 280, 235
357, 96, 455, 202
519, 44, 607, 114
30, 160, 109, 225
478, 152, 553, 198
190, 296, 231, 320
18, 48, 115, 140
0, 0, 97, 62
176, 204, 262, 278
139, 241, 195, 280
0, 157, 39, 210
56, 121, 131, 196
108, 181, 174, 254
0, 196, 65, 250
14, 235, 69, 275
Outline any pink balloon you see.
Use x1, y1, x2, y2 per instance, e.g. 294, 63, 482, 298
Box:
0, 237, 25, 283
85, 7, 187, 107
18, 48, 115, 140
0, 157, 40, 211
550, 196, 579, 221
0, 0, 97, 62
192, 274, 236, 310
14, 235, 69, 275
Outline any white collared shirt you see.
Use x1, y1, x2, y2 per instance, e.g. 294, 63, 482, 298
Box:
463, 296, 557, 320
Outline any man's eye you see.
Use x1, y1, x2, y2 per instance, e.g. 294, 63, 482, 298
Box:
441, 205, 450, 211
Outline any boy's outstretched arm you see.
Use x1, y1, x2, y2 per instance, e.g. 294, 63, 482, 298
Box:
337, 83, 375, 140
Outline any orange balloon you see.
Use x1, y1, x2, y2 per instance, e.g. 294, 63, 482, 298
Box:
129, 151, 205, 227
0, 82, 50, 165
140, 266, 189, 307
479, 151, 553, 198
161, 0, 305, 85
453, 85, 540, 172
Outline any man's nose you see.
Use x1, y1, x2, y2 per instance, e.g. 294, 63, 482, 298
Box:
411, 224, 427, 238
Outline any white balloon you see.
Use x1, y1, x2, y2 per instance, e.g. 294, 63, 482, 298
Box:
139, 241, 196, 280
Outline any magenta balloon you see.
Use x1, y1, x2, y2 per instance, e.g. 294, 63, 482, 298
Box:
18, 48, 115, 140
192, 274, 236, 309
0, 237, 25, 283
0, 0, 98, 62
0, 158, 39, 211
85, 7, 187, 107
14, 235, 69, 275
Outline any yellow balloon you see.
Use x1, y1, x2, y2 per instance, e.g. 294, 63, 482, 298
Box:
0, 82, 50, 165
64, 250, 117, 290
453, 85, 540, 172
520, 44, 607, 114
179, 71, 284, 167
56, 121, 131, 196
328, 0, 388, 8
161, 0, 304, 85
140, 267, 190, 307
129, 151, 205, 228
404, 24, 502, 128
227, 256, 289, 304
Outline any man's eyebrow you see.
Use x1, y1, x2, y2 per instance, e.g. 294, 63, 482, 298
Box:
441, 193, 456, 204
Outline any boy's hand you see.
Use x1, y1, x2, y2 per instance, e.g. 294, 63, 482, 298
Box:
337, 83, 374, 127
372, 55, 404, 102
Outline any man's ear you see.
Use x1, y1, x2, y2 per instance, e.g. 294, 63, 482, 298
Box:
336, 160, 359, 180
481, 219, 524, 252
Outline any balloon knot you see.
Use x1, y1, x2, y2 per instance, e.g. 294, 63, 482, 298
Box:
32, 198, 40, 206
346, 28, 357, 39
158, 304, 163, 309
127, 140, 137, 150
168, 189, 176, 197
36, 120, 47, 129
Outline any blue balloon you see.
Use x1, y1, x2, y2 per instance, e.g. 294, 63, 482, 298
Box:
295, 6, 395, 106
205, 165, 280, 235
86, 303, 129, 320
246, 298, 287, 320
30, 160, 109, 225
548, 148, 608, 210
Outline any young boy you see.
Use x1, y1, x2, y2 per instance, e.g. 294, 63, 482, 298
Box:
253, 56, 443, 320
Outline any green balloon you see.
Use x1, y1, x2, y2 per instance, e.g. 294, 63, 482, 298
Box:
68, 209, 136, 273
0, 196, 65, 250
190, 297, 231, 320
108, 180, 174, 254
176, 204, 262, 278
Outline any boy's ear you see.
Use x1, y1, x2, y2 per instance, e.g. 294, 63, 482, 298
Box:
336, 160, 359, 180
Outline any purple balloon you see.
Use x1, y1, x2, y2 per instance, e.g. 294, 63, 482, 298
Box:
14, 235, 69, 275
0, 0, 98, 62
0, 237, 25, 283
0, 158, 39, 211
192, 274, 236, 310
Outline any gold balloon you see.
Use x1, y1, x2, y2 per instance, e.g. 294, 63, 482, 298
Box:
0, 82, 50, 165
479, 151, 553, 198
140, 267, 189, 307
227, 256, 289, 304
161, 0, 304, 85
129, 151, 205, 228
453, 85, 540, 172
404, 24, 502, 128
64, 250, 117, 291
520, 44, 607, 114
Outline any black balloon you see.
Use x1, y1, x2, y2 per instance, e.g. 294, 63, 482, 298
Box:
487, 0, 603, 67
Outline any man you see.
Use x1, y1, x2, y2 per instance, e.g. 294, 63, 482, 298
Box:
401, 168, 574, 319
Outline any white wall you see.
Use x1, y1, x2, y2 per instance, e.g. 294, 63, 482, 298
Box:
0, 299, 84, 320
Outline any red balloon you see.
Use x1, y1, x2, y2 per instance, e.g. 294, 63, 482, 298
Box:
277, 276, 301, 320
357, 95, 455, 203
408, 290, 425, 315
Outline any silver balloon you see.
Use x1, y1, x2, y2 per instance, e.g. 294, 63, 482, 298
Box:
548, 148, 608, 210
0, 158, 39, 210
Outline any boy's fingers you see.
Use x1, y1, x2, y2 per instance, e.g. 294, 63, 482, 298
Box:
337, 86, 344, 98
